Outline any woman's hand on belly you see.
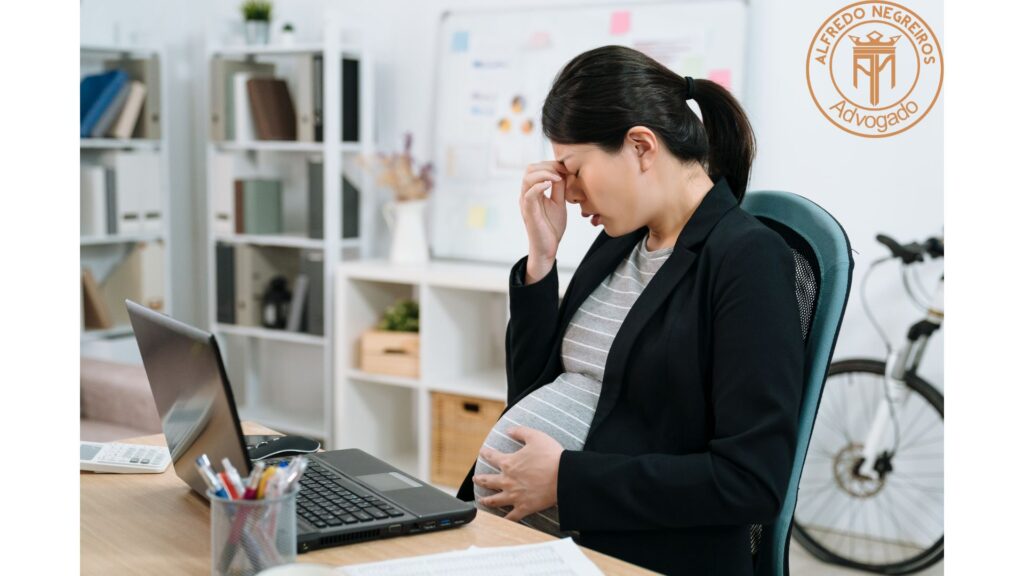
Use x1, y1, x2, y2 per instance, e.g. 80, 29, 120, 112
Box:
473, 426, 564, 522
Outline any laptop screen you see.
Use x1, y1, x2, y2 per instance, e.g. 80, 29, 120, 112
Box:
126, 300, 251, 497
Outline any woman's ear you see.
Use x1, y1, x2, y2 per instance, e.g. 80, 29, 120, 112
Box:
626, 126, 658, 172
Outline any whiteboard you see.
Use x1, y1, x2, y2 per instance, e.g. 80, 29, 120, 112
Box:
430, 1, 749, 266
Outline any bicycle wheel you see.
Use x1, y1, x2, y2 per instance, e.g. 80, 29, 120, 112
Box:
793, 359, 944, 574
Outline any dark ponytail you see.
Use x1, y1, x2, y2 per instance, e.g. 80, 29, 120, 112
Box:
541, 45, 756, 203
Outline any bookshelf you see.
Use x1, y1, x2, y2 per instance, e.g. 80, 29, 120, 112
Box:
334, 260, 576, 493
204, 27, 375, 444
80, 43, 172, 347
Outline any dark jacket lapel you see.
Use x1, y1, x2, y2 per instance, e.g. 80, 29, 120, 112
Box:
586, 177, 739, 441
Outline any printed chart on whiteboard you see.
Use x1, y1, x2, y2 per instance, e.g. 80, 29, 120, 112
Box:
431, 1, 748, 266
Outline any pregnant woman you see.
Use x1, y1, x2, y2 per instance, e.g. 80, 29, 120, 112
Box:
454, 45, 804, 576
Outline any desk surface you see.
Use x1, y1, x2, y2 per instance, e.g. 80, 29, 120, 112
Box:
81, 422, 656, 575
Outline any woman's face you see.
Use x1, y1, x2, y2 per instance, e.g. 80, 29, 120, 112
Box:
551, 141, 646, 237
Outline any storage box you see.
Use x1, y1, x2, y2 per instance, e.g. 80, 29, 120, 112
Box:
359, 330, 420, 378
430, 392, 505, 487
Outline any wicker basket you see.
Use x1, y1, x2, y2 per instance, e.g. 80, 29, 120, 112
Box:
430, 392, 505, 487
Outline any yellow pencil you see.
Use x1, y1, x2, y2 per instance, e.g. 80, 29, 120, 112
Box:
257, 466, 275, 499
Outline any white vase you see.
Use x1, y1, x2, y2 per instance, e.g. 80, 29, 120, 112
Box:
244, 21, 270, 45
383, 200, 430, 264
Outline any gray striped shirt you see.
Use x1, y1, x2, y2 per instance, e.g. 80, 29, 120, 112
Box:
475, 232, 674, 535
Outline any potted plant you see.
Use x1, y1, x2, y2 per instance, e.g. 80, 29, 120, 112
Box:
360, 299, 421, 377
357, 133, 434, 263
241, 0, 272, 45
279, 22, 295, 46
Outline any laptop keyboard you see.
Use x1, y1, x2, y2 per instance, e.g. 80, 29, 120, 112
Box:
297, 461, 405, 529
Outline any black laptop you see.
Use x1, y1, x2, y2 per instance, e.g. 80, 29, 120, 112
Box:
125, 300, 476, 552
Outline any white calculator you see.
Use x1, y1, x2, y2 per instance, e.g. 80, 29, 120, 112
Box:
80, 441, 171, 474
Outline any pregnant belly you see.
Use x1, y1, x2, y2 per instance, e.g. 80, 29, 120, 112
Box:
473, 372, 601, 535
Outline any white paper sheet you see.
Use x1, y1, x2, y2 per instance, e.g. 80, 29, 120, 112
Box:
335, 537, 604, 576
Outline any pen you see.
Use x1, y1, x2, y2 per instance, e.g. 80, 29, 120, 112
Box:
221, 457, 245, 497
243, 461, 266, 500
219, 471, 239, 500
195, 455, 228, 499
257, 465, 276, 499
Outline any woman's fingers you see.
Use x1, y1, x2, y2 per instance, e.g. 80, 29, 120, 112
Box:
521, 170, 562, 195
481, 490, 515, 509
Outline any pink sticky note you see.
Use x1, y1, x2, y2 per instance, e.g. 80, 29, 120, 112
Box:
610, 11, 631, 35
709, 69, 732, 90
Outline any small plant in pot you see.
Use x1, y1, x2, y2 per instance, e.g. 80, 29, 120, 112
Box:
241, 0, 272, 45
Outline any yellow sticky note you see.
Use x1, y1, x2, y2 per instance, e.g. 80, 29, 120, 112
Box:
467, 205, 487, 229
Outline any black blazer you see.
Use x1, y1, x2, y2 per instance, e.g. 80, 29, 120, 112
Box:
455, 177, 804, 576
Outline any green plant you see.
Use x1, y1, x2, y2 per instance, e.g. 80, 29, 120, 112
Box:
241, 0, 272, 22
377, 299, 419, 332
282, 22, 294, 32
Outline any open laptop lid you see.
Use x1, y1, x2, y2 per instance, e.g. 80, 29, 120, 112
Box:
125, 300, 252, 497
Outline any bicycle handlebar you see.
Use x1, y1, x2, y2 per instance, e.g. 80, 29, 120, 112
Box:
876, 234, 943, 264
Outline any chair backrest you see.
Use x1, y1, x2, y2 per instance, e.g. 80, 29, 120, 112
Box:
740, 190, 854, 576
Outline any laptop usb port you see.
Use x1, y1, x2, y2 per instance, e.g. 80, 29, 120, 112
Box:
421, 520, 436, 530
439, 519, 452, 527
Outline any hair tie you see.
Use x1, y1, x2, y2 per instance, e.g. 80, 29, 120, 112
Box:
683, 76, 696, 100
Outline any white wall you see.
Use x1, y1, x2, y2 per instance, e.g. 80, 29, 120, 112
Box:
81, 0, 943, 390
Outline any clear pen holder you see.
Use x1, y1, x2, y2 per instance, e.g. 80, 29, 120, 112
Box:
209, 488, 297, 576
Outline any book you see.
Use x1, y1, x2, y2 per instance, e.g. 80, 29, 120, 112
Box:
108, 58, 162, 139
209, 60, 274, 141
247, 77, 297, 141
300, 250, 324, 335
286, 273, 309, 332
234, 179, 282, 235
81, 70, 128, 137
81, 165, 107, 237
215, 243, 236, 324
342, 58, 360, 142
90, 78, 130, 138
109, 81, 147, 139
210, 153, 235, 234
313, 55, 323, 141
114, 151, 161, 235
82, 268, 112, 329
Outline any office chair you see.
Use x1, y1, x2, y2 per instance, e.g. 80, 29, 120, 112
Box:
741, 190, 854, 576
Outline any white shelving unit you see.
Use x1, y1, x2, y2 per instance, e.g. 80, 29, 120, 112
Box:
80, 43, 172, 347
334, 259, 575, 492
204, 24, 375, 444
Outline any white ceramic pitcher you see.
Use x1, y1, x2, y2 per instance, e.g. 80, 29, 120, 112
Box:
382, 199, 430, 264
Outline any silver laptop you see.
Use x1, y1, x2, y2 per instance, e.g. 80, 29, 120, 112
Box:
125, 300, 476, 552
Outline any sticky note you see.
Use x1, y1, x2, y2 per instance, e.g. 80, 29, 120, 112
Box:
467, 205, 487, 229
452, 31, 469, 53
709, 68, 732, 90
610, 11, 631, 35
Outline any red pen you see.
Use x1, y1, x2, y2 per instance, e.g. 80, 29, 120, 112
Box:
219, 471, 239, 499
243, 461, 266, 500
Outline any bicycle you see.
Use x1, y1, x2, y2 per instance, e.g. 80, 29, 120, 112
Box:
793, 233, 944, 574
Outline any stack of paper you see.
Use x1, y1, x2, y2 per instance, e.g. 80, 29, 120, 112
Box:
336, 538, 604, 576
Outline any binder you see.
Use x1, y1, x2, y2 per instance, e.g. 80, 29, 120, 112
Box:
233, 72, 258, 143
210, 153, 236, 235
295, 55, 316, 142
307, 159, 360, 240
137, 242, 166, 311
286, 274, 309, 332
300, 250, 324, 335
233, 179, 283, 235
81, 165, 108, 237
104, 167, 118, 235
216, 243, 236, 324
342, 58, 360, 142
114, 151, 161, 235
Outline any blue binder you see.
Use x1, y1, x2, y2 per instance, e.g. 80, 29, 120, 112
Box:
80, 70, 128, 137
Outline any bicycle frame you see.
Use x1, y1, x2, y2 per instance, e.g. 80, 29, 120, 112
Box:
857, 270, 943, 479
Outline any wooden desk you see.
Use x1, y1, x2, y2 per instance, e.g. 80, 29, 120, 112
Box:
81, 422, 656, 575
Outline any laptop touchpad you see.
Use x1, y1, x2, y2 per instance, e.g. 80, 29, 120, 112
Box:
357, 471, 423, 492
